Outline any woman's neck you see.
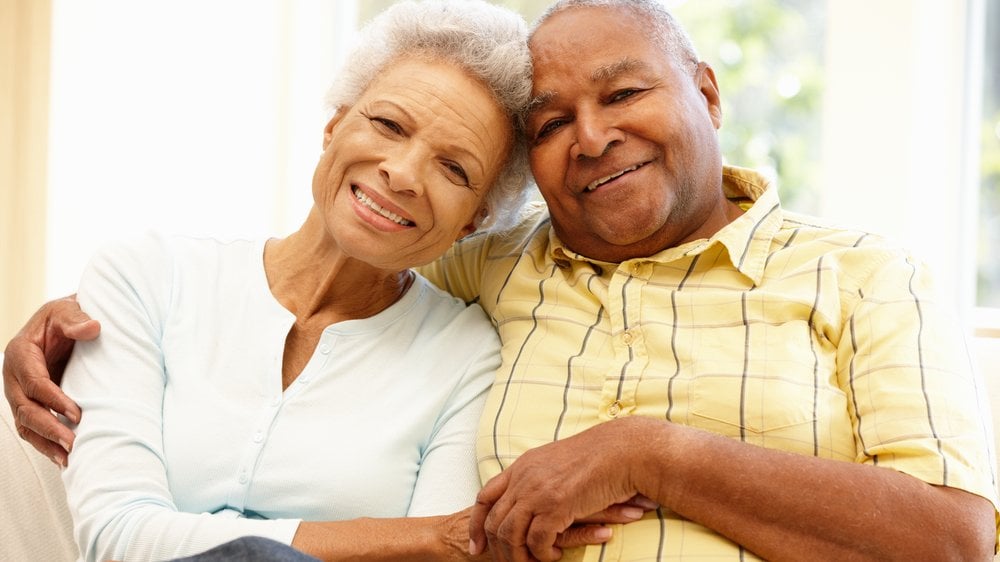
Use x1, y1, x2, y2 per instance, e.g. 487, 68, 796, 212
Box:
263, 213, 414, 327
264, 211, 416, 389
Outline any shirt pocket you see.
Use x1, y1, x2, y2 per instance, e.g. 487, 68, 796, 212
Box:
690, 373, 818, 436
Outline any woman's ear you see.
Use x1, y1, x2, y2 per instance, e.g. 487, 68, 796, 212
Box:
322, 106, 349, 150
457, 207, 489, 240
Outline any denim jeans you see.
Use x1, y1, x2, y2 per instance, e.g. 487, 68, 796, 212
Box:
170, 536, 321, 562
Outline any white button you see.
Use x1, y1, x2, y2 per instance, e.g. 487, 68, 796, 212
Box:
608, 401, 622, 417
253, 432, 263, 443
319, 344, 331, 354
238, 473, 248, 484
622, 331, 635, 345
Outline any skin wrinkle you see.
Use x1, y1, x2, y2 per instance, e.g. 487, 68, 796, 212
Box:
360, 79, 499, 191
363, 99, 490, 189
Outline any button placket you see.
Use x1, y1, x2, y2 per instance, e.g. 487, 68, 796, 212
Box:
608, 400, 622, 417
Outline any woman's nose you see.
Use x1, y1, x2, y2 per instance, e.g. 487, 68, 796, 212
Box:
379, 145, 425, 196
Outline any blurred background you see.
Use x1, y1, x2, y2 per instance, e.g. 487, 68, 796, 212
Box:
2, 0, 998, 344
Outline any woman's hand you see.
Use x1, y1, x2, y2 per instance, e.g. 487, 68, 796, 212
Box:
3, 295, 98, 465
466, 493, 658, 559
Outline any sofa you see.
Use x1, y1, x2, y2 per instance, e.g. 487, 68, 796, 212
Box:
3, 340, 1000, 561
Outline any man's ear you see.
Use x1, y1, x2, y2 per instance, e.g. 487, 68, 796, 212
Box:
697, 63, 723, 130
322, 106, 349, 150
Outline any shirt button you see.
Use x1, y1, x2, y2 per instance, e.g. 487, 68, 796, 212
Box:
631, 262, 642, 275
622, 331, 635, 346
608, 401, 622, 417
238, 473, 248, 484
319, 344, 331, 354
253, 432, 263, 443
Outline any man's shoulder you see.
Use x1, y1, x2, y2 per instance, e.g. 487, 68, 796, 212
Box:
442, 201, 553, 267
772, 209, 924, 285
470, 201, 552, 252
778, 209, 901, 252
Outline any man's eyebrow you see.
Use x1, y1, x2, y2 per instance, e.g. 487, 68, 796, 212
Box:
526, 91, 556, 117
591, 57, 648, 81
527, 58, 651, 119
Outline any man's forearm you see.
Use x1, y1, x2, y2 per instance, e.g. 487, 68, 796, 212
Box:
637, 417, 996, 561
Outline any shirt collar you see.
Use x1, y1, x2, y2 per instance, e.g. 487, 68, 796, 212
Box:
548, 166, 782, 285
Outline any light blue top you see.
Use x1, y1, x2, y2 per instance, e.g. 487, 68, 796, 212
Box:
61, 233, 500, 562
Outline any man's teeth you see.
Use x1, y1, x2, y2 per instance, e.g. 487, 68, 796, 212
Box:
585, 164, 642, 192
353, 187, 414, 226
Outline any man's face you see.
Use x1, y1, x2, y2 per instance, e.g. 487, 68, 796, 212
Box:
526, 6, 726, 262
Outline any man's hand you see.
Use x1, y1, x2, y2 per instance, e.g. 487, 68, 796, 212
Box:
468, 418, 651, 562
2, 296, 99, 466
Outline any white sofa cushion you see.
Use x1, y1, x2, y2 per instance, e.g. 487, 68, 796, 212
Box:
0, 352, 77, 562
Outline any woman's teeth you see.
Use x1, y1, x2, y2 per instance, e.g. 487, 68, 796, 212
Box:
353, 187, 414, 226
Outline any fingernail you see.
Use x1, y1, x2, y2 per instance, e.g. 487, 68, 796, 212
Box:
51, 455, 66, 468
622, 506, 645, 519
594, 527, 613, 540
59, 439, 72, 453
633, 496, 659, 509
468, 539, 476, 555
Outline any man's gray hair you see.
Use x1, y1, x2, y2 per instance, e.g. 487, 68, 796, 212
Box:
325, 0, 533, 232
532, 0, 700, 74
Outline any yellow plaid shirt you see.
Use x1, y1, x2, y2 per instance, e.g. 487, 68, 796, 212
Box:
420, 166, 999, 561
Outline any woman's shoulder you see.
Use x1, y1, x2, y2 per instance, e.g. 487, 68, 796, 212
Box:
88, 232, 262, 274
409, 274, 490, 320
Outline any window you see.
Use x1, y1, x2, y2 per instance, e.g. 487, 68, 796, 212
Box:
669, 0, 825, 213
977, 0, 1000, 310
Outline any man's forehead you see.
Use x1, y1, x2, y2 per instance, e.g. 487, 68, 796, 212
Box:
528, 57, 652, 110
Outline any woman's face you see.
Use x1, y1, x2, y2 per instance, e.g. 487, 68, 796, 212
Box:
311, 57, 512, 271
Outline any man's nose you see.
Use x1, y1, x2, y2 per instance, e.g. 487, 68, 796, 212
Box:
570, 109, 624, 160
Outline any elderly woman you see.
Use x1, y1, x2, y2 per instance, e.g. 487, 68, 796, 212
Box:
55, 2, 534, 561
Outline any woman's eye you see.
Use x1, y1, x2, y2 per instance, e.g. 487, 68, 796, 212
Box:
443, 161, 469, 185
372, 117, 402, 134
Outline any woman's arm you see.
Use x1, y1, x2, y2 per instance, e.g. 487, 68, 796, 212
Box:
293, 511, 480, 562
62, 235, 300, 562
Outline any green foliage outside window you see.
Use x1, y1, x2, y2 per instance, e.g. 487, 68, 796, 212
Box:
669, 0, 825, 213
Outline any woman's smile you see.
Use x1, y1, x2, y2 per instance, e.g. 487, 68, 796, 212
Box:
351, 185, 415, 230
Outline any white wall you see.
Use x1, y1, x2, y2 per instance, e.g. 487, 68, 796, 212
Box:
45, 0, 354, 297
820, 0, 979, 324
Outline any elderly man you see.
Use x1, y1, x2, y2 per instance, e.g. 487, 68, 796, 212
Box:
6, 1, 998, 560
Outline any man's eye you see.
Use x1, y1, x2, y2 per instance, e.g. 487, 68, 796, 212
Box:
372, 117, 402, 134
535, 118, 567, 141
610, 89, 640, 102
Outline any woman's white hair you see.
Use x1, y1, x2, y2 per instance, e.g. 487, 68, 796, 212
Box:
325, 0, 533, 232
